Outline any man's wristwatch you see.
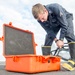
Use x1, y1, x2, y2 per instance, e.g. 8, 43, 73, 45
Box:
55, 39, 59, 43
59, 38, 63, 41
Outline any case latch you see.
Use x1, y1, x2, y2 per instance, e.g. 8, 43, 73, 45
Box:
0, 36, 4, 41
9, 22, 13, 26
13, 56, 19, 62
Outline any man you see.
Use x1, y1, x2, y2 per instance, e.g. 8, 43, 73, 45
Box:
32, 3, 75, 71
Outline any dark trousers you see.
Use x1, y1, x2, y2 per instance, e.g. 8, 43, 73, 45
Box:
44, 17, 75, 46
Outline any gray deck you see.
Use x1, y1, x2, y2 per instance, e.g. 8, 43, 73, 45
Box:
0, 62, 75, 75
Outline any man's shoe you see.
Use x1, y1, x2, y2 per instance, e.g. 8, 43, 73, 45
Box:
42, 46, 51, 55
61, 60, 75, 71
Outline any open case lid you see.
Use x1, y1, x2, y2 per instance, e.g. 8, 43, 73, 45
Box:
3, 23, 37, 56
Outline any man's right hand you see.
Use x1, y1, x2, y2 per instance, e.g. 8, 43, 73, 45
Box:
56, 40, 64, 48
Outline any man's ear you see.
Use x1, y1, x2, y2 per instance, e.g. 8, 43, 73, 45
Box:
44, 9, 47, 13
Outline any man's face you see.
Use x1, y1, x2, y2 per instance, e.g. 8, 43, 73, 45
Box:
37, 10, 48, 22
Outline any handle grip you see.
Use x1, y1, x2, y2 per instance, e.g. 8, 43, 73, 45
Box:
36, 56, 60, 63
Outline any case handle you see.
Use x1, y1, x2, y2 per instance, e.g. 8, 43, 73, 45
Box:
36, 56, 60, 63
36, 56, 51, 63
41, 56, 51, 63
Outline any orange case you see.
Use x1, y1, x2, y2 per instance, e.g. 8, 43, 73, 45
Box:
5, 55, 60, 73
1, 22, 60, 73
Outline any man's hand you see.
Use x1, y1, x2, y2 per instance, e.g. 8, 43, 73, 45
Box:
56, 40, 64, 48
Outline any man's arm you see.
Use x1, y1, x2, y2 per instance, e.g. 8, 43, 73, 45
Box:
38, 19, 64, 48
49, 3, 68, 41
38, 20, 56, 40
